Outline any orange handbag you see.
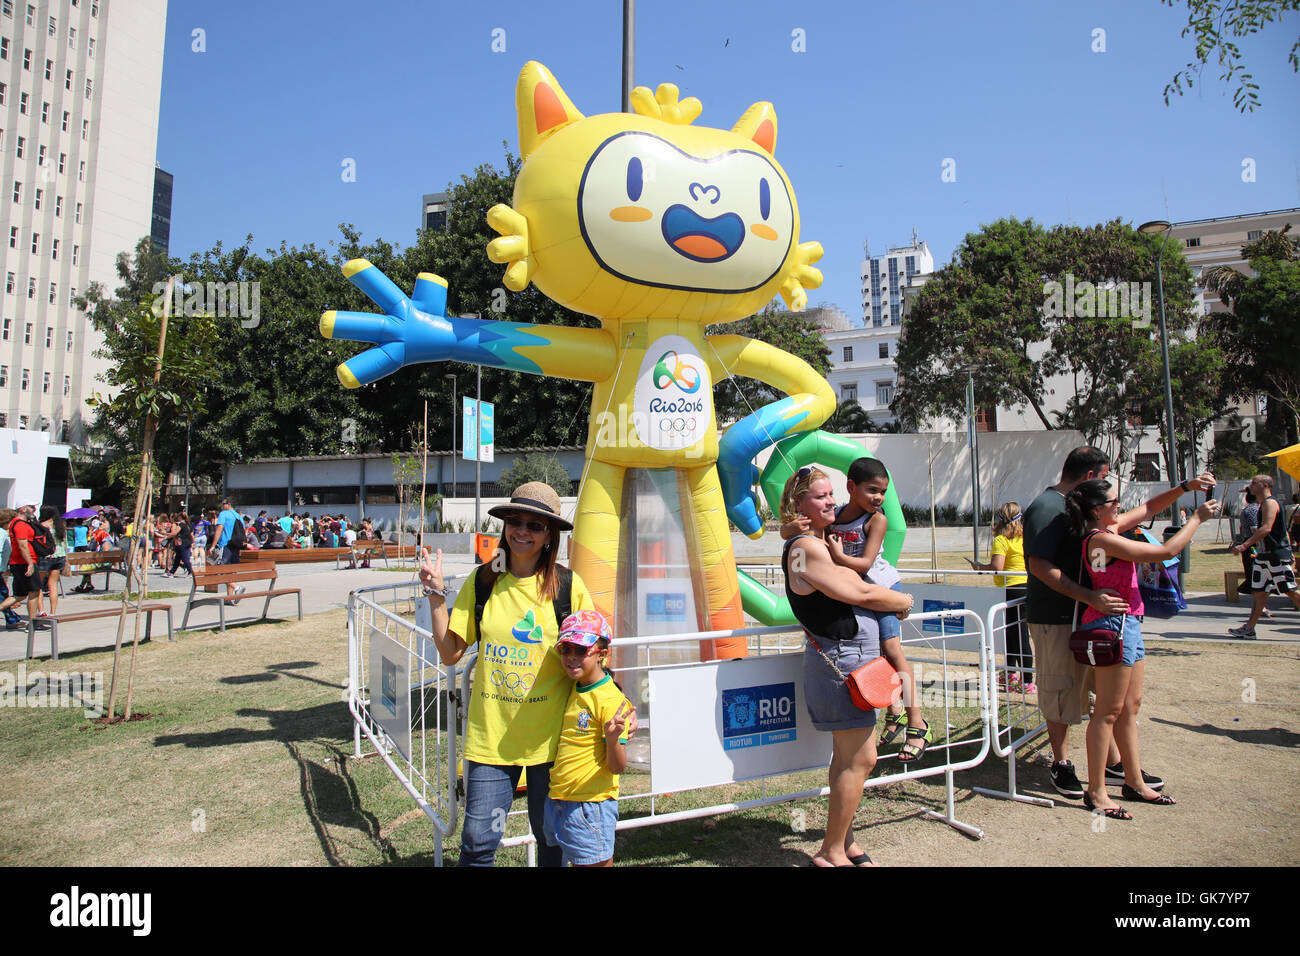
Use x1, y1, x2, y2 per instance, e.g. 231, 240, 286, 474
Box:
808, 634, 902, 710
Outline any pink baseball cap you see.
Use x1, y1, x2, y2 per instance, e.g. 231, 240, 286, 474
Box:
557, 610, 612, 648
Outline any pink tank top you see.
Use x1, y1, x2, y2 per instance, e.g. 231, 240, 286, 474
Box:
1080, 529, 1144, 623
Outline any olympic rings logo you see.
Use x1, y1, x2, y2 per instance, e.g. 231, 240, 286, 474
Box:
658, 418, 697, 432
652, 350, 702, 394
490, 669, 536, 699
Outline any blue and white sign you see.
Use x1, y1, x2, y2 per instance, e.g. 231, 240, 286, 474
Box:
478, 401, 494, 463
462, 398, 477, 462
461, 399, 496, 463
649, 654, 830, 793
922, 598, 967, 635
646, 591, 687, 623
368, 633, 411, 761
721, 682, 797, 751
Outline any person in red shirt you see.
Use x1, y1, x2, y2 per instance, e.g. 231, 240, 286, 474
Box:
1, 505, 50, 628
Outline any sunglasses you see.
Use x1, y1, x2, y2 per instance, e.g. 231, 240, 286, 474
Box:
504, 515, 549, 533
557, 642, 596, 656
1104, 497, 1120, 506
796, 467, 812, 480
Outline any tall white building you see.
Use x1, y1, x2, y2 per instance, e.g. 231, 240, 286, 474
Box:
0, 0, 167, 444
821, 233, 934, 426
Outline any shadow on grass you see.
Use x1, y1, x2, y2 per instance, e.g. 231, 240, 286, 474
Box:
218, 661, 337, 689
1149, 717, 1300, 748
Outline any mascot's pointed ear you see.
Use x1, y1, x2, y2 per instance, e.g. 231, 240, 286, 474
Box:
731, 102, 777, 155
517, 61, 586, 159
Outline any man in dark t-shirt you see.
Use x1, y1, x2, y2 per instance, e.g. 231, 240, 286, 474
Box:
1023, 447, 1125, 798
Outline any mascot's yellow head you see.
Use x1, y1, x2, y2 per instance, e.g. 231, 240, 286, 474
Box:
487, 61, 822, 325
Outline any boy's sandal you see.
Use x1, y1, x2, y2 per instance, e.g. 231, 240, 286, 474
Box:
898, 721, 933, 762
879, 712, 907, 746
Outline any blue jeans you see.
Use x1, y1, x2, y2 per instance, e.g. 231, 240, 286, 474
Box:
459, 760, 563, 867
876, 581, 902, 642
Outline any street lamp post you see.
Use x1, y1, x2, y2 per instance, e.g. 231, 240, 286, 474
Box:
1138, 219, 1189, 574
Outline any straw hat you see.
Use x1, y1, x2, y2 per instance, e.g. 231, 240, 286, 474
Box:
488, 482, 573, 531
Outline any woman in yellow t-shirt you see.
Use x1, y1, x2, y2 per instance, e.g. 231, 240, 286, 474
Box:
966, 502, 1034, 691
419, 481, 595, 867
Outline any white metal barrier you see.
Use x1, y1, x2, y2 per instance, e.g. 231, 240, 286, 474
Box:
348, 576, 996, 863
347, 577, 462, 865
971, 597, 1054, 808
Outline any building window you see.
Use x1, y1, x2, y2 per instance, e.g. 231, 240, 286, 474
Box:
1, 318, 8, 339
0, 37, 8, 59
58, 153, 66, 173
30, 231, 38, 253
78, 160, 84, 181
92, 2, 98, 17
69, 27, 76, 49
33, 188, 41, 209
82, 118, 89, 139
22, 48, 31, 70
75, 202, 82, 223
841, 383, 858, 402
25, 3, 32, 24
15, 136, 23, 158
48, 14, 55, 35
975, 405, 997, 432
84, 80, 92, 100
0, 413, 6, 426
21, 368, 29, 391
1247, 229, 1263, 241
27, 277, 34, 298
12, 180, 20, 203
878, 343, 888, 359
55, 195, 62, 216
0, 366, 6, 387
51, 238, 57, 259
842, 346, 853, 362
42, 371, 50, 393
8, 227, 16, 248
1133, 452, 1161, 482
0, 82, 6, 105
88, 36, 95, 58
4, 273, 11, 294
36, 144, 44, 165
876, 382, 895, 407
48, 282, 55, 303
44, 326, 52, 348
71, 244, 78, 265
63, 375, 70, 396
1, 1, 10, 17
40, 101, 49, 123
19, 92, 29, 114
18, 415, 27, 428
66, 330, 72, 351
61, 110, 69, 131
44, 58, 52, 80
24, 322, 31, 343
1185, 237, 1201, 248
64, 69, 72, 92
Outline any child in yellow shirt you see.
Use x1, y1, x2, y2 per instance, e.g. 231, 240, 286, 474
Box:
544, 610, 635, 867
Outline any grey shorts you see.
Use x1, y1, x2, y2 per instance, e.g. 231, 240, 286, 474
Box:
803, 637, 879, 732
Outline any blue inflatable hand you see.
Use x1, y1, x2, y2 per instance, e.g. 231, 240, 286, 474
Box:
320, 260, 457, 388
719, 397, 814, 538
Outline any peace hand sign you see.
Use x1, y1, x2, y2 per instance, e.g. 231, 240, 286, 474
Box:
604, 701, 635, 741
418, 547, 444, 591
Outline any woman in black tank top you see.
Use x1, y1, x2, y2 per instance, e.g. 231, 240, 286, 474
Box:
780, 468, 913, 867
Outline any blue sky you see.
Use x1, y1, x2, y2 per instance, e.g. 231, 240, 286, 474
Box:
157, 0, 1300, 322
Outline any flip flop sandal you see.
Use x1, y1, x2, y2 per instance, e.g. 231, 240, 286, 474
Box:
898, 721, 933, 762
1083, 794, 1133, 819
879, 711, 907, 746
848, 852, 873, 866
1121, 784, 1176, 805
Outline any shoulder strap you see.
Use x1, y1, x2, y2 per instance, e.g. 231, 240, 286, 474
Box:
472, 563, 493, 643
553, 566, 573, 631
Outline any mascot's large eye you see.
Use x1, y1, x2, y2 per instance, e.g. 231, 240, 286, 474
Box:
627, 157, 644, 202
759, 177, 771, 220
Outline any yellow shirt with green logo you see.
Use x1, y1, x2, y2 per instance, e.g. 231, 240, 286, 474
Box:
449, 567, 594, 765
548, 674, 631, 803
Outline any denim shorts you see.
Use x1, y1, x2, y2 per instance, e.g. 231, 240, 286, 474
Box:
803, 634, 880, 732
877, 581, 902, 642
1086, 613, 1145, 667
544, 797, 618, 866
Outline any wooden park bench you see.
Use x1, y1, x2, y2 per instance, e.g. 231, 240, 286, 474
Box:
335, 538, 390, 570
26, 602, 174, 662
60, 550, 131, 595
181, 560, 302, 633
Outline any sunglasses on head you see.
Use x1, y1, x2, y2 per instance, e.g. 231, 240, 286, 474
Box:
504, 514, 549, 533
796, 467, 812, 481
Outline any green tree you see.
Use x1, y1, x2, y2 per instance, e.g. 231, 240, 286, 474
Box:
498, 452, 574, 496
1161, 0, 1300, 112
707, 303, 832, 425
893, 218, 1227, 466
824, 398, 881, 433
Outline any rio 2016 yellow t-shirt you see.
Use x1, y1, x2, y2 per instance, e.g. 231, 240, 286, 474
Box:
991, 534, 1027, 588
448, 567, 593, 766
548, 674, 632, 803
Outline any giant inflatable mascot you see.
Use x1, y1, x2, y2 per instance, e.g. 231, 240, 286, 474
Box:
321, 62, 837, 657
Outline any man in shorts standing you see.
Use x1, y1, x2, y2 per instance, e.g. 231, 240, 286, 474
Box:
1229, 475, 1300, 638
1023, 447, 1128, 798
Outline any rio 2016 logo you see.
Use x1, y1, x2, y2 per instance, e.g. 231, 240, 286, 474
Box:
652, 350, 702, 393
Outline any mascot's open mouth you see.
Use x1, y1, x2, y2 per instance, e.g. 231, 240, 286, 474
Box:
660, 205, 745, 262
